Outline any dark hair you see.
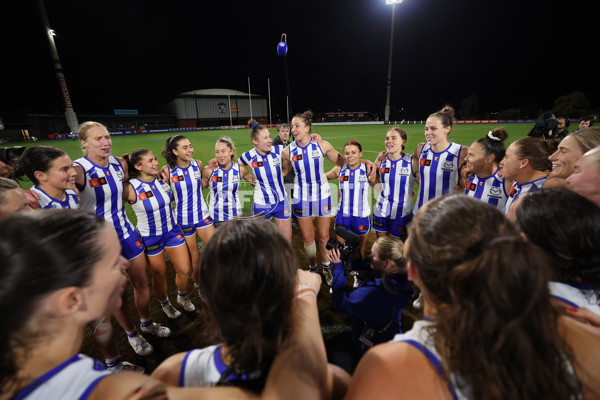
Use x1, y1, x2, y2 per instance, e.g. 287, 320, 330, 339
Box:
162, 135, 188, 168
0, 210, 107, 394
428, 105, 455, 132
13, 146, 67, 185
515, 188, 600, 287
277, 123, 289, 132
407, 195, 579, 399
122, 149, 151, 179
344, 140, 362, 152
197, 219, 296, 391
579, 116, 594, 126
511, 137, 553, 171
248, 119, 265, 143
475, 128, 508, 164
292, 110, 313, 133
387, 127, 407, 150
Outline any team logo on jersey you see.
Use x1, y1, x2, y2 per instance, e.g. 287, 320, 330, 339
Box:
252, 161, 264, 168
211, 176, 223, 182
508, 185, 517, 197
399, 167, 410, 175
489, 187, 502, 196
358, 175, 367, 182
138, 191, 154, 201
115, 170, 124, 180
443, 161, 454, 169
465, 182, 476, 191
193, 170, 201, 179
292, 154, 303, 162
272, 157, 281, 166
89, 177, 107, 187
311, 150, 320, 158
232, 175, 240, 182
420, 159, 432, 167
339, 176, 349, 182
380, 167, 390, 174
161, 183, 171, 192
171, 176, 185, 183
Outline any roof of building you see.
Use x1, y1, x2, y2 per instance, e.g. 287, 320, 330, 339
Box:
180, 88, 260, 97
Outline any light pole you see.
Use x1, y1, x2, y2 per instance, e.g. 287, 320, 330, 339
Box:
384, 0, 402, 123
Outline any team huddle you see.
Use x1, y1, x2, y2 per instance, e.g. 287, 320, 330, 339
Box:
2, 103, 600, 399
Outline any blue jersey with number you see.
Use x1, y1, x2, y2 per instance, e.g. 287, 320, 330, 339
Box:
289, 139, 331, 202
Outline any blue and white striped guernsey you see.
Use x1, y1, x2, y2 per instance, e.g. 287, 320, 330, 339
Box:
239, 145, 288, 206
12, 354, 111, 400
504, 176, 547, 214
464, 168, 507, 210
414, 142, 463, 213
74, 156, 136, 240
337, 163, 370, 218
129, 177, 175, 237
167, 160, 211, 226
288, 139, 330, 202
30, 186, 79, 209
374, 153, 415, 219
208, 163, 242, 222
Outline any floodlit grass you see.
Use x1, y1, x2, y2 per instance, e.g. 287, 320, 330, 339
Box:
9, 123, 532, 220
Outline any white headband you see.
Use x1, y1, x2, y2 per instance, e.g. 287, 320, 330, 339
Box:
487, 131, 501, 141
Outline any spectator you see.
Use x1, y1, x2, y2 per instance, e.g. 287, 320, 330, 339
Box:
579, 115, 595, 130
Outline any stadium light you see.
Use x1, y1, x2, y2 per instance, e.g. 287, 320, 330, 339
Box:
384, 0, 403, 122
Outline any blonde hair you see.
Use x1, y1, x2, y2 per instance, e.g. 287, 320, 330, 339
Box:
77, 121, 108, 154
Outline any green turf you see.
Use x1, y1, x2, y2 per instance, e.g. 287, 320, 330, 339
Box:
9, 123, 532, 220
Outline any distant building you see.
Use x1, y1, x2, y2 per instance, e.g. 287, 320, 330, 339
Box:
163, 88, 268, 128
323, 111, 372, 122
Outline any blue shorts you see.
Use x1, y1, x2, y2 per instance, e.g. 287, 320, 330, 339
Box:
334, 214, 371, 236
142, 226, 186, 256
120, 230, 145, 261
372, 213, 412, 239
253, 199, 291, 220
293, 196, 332, 218
180, 217, 214, 237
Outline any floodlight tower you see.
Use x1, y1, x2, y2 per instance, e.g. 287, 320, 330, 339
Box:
384, 0, 403, 123
38, 0, 79, 133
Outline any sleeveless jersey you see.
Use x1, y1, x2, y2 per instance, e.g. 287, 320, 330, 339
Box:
288, 139, 331, 202
374, 153, 415, 219
129, 177, 175, 237
504, 176, 547, 214
168, 160, 211, 226
74, 156, 135, 239
337, 163, 370, 218
12, 353, 111, 400
208, 163, 242, 222
31, 186, 79, 209
414, 143, 462, 212
549, 281, 600, 317
239, 145, 288, 206
179, 344, 258, 387
464, 168, 507, 210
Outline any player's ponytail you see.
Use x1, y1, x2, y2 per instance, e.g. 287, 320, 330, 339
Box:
122, 148, 150, 179
162, 135, 188, 169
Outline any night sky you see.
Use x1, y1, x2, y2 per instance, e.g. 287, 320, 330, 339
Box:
2, 0, 598, 120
